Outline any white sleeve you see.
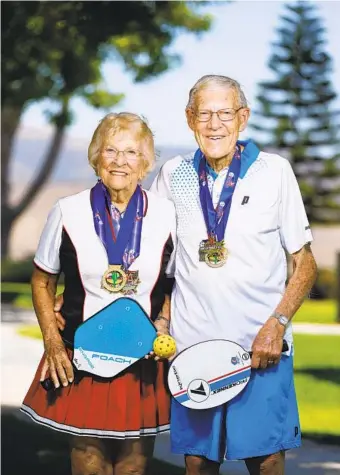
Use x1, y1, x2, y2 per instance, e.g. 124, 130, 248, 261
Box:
150, 162, 173, 201
34, 202, 63, 274
279, 160, 313, 254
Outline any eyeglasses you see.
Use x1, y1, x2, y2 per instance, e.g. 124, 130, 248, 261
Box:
195, 107, 243, 122
103, 147, 142, 162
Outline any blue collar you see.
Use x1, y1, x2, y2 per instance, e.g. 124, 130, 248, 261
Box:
193, 139, 260, 180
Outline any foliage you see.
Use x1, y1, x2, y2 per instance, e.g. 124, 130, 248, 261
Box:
1, 258, 35, 283
294, 334, 340, 436
252, 1, 340, 223
1, 259, 33, 303
1, 1, 213, 258
312, 268, 338, 299
1, 279, 64, 305
2, 2, 212, 108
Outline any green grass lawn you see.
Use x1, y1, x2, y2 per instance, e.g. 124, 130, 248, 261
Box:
18, 324, 42, 339
294, 299, 338, 324
293, 334, 340, 437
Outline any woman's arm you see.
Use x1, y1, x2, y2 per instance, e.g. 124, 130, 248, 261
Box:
31, 267, 74, 388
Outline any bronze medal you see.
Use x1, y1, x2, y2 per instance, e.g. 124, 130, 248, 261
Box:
120, 270, 141, 296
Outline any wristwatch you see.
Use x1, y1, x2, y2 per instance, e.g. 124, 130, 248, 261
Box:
272, 312, 289, 328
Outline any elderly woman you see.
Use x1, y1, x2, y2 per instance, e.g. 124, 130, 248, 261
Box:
21, 113, 175, 475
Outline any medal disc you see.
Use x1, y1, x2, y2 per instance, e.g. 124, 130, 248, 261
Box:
102, 265, 127, 293
204, 246, 228, 268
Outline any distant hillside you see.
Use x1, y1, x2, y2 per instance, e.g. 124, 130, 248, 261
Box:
10, 126, 193, 190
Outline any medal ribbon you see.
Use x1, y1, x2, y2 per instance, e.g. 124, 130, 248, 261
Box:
91, 180, 144, 270
198, 145, 241, 241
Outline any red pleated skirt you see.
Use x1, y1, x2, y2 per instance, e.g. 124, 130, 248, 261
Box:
21, 350, 170, 439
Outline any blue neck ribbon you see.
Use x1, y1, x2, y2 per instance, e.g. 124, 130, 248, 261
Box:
91, 181, 144, 270
197, 144, 241, 242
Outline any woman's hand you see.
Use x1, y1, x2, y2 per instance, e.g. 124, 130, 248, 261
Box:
154, 317, 170, 336
40, 333, 74, 389
145, 316, 170, 361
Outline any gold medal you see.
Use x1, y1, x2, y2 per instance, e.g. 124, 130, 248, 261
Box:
199, 239, 228, 268
102, 265, 127, 293
204, 246, 228, 268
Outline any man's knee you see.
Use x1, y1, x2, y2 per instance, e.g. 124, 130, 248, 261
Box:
260, 452, 284, 475
185, 455, 219, 475
246, 451, 285, 475
70, 437, 112, 475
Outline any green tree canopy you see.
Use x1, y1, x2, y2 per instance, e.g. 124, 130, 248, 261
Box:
1, 1, 212, 258
251, 1, 340, 223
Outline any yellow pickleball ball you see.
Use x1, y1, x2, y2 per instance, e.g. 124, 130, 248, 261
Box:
153, 335, 176, 358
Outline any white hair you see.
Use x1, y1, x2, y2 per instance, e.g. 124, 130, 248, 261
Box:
186, 75, 248, 110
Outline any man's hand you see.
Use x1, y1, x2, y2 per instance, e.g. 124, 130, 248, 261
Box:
54, 294, 66, 331
251, 317, 285, 369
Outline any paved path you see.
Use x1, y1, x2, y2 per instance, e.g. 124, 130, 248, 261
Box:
1, 312, 340, 475
293, 323, 340, 335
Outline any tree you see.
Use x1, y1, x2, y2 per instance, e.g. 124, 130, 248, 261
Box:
1, 1, 212, 258
251, 0, 340, 223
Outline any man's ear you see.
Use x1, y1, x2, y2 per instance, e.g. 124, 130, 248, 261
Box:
186, 108, 195, 132
239, 108, 251, 133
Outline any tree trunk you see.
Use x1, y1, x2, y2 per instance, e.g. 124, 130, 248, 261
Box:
1, 208, 14, 259
1, 99, 70, 259
1, 105, 22, 208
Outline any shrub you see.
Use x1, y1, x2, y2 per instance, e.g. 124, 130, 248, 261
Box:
1, 257, 35, 284
311, 268, 338, 300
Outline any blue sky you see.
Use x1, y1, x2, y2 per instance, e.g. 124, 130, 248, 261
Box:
21, 0, 340, 148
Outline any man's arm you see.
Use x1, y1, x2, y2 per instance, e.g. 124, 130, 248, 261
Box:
275, 243, 317, 320
251, 244, 317, 369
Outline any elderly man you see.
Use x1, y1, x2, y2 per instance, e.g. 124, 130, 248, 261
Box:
150, 75, 317, 475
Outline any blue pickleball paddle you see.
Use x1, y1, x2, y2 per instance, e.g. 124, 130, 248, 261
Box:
41, 297, 156, 390
73, 297, 157, 378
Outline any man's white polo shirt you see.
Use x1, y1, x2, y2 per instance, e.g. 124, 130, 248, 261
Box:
150, 140, 313, 354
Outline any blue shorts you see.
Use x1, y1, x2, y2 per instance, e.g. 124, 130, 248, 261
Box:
170, 354, 301, 462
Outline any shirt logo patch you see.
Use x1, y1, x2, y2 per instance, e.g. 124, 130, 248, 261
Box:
241, 196, 249, 205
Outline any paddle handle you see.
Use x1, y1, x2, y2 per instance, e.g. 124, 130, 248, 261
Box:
248, 339, 289, 358
41, 361, 76, 392
40, 378, 56, 392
